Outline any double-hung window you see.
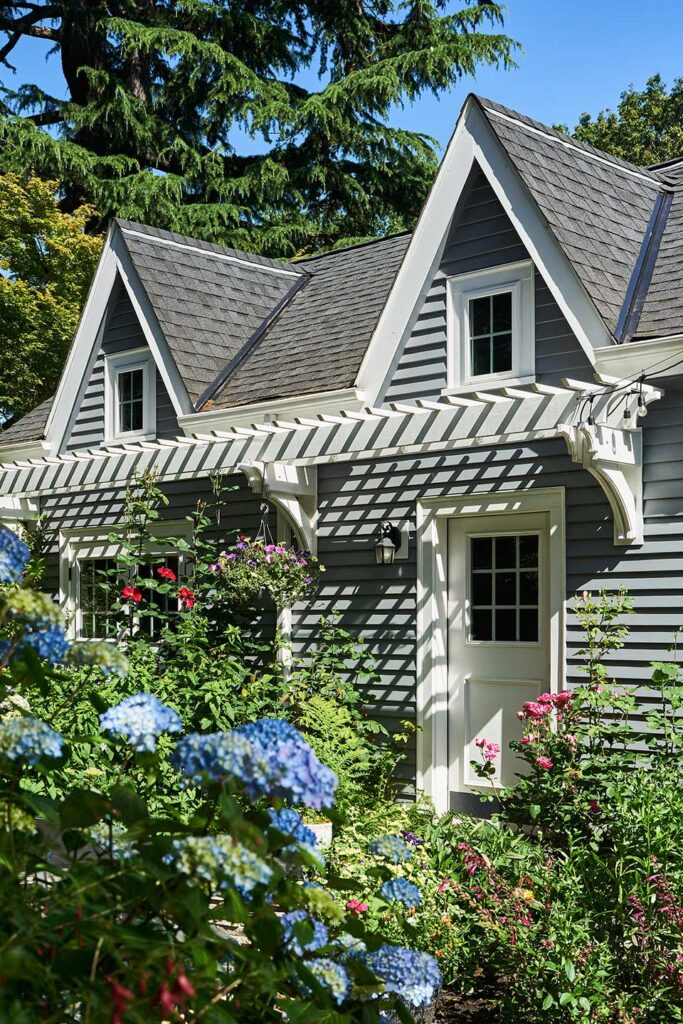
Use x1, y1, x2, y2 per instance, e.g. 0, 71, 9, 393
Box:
446, 260, 534, 391
105, 348, 156, 442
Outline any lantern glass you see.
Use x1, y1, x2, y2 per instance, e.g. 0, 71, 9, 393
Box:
375, 536, 396, 565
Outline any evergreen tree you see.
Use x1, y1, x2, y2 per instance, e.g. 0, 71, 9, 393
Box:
563, 75, 683, 167
0, 1, 516, 256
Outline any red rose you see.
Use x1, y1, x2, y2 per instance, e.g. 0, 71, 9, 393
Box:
157, 566, 177, 581
121, 586, 142, 604
178, 587, 195, 610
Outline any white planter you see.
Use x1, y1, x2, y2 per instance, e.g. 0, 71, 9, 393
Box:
308, 822, 333, 849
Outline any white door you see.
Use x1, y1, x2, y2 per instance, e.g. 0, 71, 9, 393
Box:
447, 512, 550, 796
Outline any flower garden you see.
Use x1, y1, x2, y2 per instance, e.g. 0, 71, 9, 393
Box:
3, 475, 683, 1022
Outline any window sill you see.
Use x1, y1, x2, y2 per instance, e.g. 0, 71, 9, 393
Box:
442, 374, 535, 396
105, 430, 156, 445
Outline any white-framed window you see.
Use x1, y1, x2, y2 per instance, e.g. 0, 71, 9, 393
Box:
445, 260, 535, 391
104, 347, 156, 442
59, 523, 191, 641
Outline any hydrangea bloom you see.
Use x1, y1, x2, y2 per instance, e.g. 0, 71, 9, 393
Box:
280, 910, 329, 956
369, 835, 414, 864
66, 641, 128, 677
304, 958, 350, 1006
380, 877, 422, 908
362, 945, 441, 1008
172, 730, 253, 786
21, 623, 70, 665
0, 717, 63, 764
0, 526, 29, 584
174, 719, 336, 809
268, 807, 317, 848
99, 693, 182, 752
167, 835, 272, 896
234, 718, 337, 809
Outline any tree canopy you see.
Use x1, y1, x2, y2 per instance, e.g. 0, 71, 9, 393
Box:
0, 1, 516, 257
564, 75, 683, 167
0, 174, 102, 424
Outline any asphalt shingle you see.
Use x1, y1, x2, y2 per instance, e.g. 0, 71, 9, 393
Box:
0, 397, 52, 444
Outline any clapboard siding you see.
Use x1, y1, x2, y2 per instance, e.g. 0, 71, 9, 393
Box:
66, 282, 178, 451
41, 475, 275, 642
383, 166, 592, 402
294, 383, 683, 789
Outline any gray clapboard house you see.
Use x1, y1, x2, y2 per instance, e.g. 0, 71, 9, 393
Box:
2, 94, 683, 812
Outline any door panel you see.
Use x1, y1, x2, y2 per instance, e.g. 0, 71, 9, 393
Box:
448, 512, 550, 795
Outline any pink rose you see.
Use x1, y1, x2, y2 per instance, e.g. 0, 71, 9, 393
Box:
484, 742, 500, 762
553, 690, 574, 708
346, 898, 369, 915
520, 736, 533, 745
536, 755, 553, 770
475, 737, 486, 748
437, 879, 451, 894
538, 693, 554, 705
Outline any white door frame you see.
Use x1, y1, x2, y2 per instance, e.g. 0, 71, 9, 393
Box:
415, 487, 566, 813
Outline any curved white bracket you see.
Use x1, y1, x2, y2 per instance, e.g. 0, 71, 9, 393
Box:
559, 423, 643, 546
237, 460, 317, 554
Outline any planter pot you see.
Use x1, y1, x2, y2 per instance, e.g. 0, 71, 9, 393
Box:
308, 821, 333, 849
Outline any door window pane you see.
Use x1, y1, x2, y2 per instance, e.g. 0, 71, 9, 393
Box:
117, 367, 145, 434
468, 291, 513, 377
469, 534, 539, 643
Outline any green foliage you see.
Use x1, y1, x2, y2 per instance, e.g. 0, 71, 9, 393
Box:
562, 74, 683, 166
333, 588, 683, 1021
0, 173, 102, 422
0, 2, 517, 256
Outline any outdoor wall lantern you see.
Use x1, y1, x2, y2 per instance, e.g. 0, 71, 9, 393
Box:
374, 521, 408, 564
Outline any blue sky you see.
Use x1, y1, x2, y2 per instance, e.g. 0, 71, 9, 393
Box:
3, 0, 683, 155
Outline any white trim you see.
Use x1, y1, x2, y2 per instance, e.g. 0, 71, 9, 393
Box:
0, 439, 50, 465
595, 334, 683, 381
415, 486, 565, 814
179, 388, 366, 435
446, 260, 534, 390
0, 495, 39, 523
119, 226, 300, 280
59, 520, 192, 640
46, 224, 192, 454
356, 98, 610, 406
104, 346, 157, 443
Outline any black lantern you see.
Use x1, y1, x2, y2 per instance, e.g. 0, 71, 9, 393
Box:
375, 521, 402, 565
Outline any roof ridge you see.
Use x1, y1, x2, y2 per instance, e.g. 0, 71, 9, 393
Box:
114, 219, 303, 278
296, 230, 412, 264
473, 95, 664, 188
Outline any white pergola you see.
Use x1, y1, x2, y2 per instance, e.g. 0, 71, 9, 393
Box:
0, 377, 662, 548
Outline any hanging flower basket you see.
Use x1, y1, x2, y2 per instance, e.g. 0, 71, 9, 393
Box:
210, 537, 324, 608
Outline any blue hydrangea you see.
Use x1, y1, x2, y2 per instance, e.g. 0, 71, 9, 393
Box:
369, 835, 414, 864
361, 945, 441, 1008
268, 807, 317, 848
0, 717, 63, 764
99, 693, 182, 752
280, 910, 329, 956
0, 526, 29, 584
304, 958, 350, 1006
172, 730, 254, 785
174, 718, 337, 810
234, 718, 337, 809
380, 877, 422, 908
21, 623, 70, 665
167, 835, 272, 896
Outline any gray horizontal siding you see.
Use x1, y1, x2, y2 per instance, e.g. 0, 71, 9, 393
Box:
66, 281, 178, 451
383, 165, 592, 402
295, 384, 683, 789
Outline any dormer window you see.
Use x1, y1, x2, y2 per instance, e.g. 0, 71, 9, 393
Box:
104, 348, 156, 442
446, 260, 534, 392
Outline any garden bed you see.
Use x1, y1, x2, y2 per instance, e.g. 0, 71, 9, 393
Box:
435, 985, 500, 1023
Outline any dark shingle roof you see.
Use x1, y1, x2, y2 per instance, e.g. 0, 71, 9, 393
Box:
117, 221, 304, 404
0, 397, 52, 445
475, 97, 665, 334
211, 233, 411, 409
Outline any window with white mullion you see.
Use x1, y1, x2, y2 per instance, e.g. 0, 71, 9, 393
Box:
117, 367, 145, 434
468, 291, 513, 377
469, 534, 539, 643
